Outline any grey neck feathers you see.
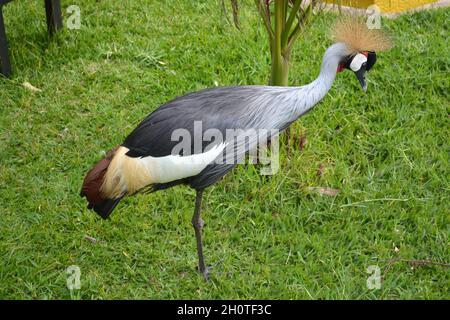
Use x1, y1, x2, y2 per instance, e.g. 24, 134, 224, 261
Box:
293, 42, 348, 116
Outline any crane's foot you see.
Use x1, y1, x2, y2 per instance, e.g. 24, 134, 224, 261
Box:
196, 259, 223, 281
198, 266, 210, 281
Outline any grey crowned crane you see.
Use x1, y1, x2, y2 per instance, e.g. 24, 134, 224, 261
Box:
81, 18, 392, 280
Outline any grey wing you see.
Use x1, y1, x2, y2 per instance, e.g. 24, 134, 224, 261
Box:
123, 86, 296, 158
122, 85, 299, 189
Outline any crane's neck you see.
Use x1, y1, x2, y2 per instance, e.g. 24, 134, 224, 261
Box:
294, 43, 348, 116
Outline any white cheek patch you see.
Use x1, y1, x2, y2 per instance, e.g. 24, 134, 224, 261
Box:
350, 53, 368, 72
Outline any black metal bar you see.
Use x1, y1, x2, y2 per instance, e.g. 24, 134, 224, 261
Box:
0, 4, 11, 77
44, 0, 62, 35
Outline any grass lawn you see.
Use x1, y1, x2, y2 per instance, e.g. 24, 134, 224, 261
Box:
0, 0, 448, 299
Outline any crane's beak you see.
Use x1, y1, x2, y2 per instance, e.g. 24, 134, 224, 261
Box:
355, 65, 368, 92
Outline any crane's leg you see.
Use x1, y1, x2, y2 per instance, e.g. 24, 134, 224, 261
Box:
192, 189, 209, 280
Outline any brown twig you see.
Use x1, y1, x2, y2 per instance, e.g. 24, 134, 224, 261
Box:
230, 0, 241, 30
383, 258, 450, 269
255, 0, 274, 45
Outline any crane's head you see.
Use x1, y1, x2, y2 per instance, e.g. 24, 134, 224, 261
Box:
337, 51, 376, 92
332, 16, 393, 92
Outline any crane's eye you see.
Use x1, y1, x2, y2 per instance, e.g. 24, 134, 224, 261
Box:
349, 53, 368, 72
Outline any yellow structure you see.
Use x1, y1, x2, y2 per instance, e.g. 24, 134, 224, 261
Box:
326, 0, 438, 13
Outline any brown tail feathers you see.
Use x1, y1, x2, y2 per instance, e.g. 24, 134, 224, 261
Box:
80, 146, 122, 219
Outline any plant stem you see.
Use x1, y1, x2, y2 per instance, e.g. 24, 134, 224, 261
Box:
270, 49, 290, 86
270, 0, 290, 86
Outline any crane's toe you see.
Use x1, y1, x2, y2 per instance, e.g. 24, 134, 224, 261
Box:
202, 267, 210, 281
198, 259, 224, 281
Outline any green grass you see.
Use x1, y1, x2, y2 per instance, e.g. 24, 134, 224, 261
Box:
0, 0, 448, 299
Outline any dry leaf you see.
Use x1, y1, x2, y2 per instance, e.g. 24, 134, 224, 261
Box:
58, 127, 69, 139
308, 187, 340, 196
299, 134, 307, 151
22, 82, 42, 92
317, 163, 325, 177
84, 235, 97, 243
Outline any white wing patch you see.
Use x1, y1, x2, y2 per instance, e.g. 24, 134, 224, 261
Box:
350, 53, 368, 72
101, 144, 226, 198
139, 143, 226, 183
